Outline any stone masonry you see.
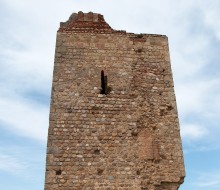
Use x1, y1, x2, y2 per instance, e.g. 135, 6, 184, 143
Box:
44, 12, 185, 190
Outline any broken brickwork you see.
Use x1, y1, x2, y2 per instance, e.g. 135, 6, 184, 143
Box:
44, 11, 185, 190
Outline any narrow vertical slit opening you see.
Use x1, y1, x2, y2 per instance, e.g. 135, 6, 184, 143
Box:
101, 70, 107, 94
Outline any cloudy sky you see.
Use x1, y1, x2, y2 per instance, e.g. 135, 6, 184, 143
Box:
1, 0, 220, 189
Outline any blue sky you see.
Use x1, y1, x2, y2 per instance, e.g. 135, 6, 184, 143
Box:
0, 0, 220, 189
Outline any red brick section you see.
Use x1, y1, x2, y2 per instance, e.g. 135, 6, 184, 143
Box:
45, 12, 185, 190
59, 11, 113, 33
138, 130, 160, 160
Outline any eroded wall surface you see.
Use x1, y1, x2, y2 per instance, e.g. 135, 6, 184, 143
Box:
45, 12, 185, 190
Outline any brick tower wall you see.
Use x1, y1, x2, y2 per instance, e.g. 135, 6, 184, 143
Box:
45, 12, 185, 190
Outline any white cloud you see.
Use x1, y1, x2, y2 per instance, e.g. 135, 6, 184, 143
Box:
0, 154, 25, 174
0, 48, 53, 94
194, 171, 220, 188
181, 123, 208, 141
176, 79, 220, 117
0, 96, 49, 141
0, 145, 45, 181
200, 1, 220, 40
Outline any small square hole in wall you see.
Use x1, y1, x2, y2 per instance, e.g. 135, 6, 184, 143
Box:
97, 168, 104, 175
56, 170, 62, 175
94, 149, 100, 155
137, 48, 142, 53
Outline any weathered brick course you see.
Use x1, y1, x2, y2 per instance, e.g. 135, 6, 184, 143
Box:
45, 12, 185, 190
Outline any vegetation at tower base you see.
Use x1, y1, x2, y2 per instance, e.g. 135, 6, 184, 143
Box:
44, 11, 185, 190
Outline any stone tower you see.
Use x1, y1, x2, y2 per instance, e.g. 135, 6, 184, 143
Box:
45, 12, 185, 190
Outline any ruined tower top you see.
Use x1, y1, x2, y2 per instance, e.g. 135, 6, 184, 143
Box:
59, 11, 113, 33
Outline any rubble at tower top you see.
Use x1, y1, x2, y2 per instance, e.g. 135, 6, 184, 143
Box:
59, 11, 113, 33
